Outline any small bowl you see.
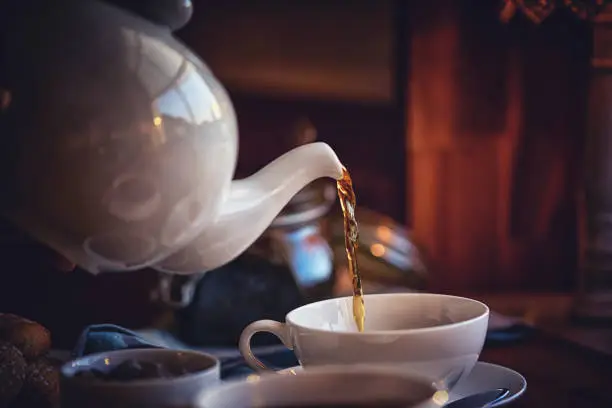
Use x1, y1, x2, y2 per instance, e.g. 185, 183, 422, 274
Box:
60, 348, 220, 408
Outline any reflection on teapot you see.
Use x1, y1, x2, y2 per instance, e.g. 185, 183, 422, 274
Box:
0, 0, 344, 274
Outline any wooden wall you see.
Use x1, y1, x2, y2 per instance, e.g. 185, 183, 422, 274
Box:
407, 2, 589, 292
178, 0, 407, 221
180, 0, 591, 293
179, 0, 396, 103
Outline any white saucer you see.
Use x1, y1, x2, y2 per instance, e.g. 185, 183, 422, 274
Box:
279, 361, 526, 407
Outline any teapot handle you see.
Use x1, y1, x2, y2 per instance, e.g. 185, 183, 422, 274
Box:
103, 0, 193, 31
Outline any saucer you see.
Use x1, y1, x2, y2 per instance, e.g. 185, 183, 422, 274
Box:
279, 361, 526, 407
445, 362, 526, 406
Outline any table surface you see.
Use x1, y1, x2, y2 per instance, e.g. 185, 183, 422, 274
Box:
481, 328, 612, 408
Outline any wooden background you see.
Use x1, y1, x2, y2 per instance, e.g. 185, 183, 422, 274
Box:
179, 0, 590, 293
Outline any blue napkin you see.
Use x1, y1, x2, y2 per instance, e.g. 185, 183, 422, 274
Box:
72, 324, 298, 379
73, 324, 159, 357
485, 324, 533, 345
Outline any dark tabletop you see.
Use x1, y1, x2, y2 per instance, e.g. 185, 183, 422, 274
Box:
481, 328, 612, 408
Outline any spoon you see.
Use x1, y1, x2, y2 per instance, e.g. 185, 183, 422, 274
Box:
443, 388, 510, 408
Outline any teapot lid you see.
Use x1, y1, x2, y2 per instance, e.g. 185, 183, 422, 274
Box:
103, 0, 193, 31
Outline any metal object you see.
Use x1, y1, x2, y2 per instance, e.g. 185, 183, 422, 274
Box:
249, 180, 337, 292
443, 388, 509, 408
329, 207, 428, 290
247, 118, 337, 295
255, 118, 428, 294
150, 271, 204, 309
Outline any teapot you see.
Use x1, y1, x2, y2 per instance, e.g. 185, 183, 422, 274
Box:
0, 0, 344, 274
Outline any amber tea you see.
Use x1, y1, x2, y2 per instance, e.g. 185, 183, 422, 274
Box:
337, 167, 365, 332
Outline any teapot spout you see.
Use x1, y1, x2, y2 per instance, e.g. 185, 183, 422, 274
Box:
154, 142, 344, 274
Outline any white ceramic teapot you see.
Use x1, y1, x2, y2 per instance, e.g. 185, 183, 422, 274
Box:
0, 0, 344, 274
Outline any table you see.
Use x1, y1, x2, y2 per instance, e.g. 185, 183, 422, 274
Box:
472, 292, 612, 407
481, 329, 612, 407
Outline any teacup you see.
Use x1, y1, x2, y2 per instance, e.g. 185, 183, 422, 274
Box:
60, 348, 220, 408
239, 293, 489, 389
197, 365, 441, 408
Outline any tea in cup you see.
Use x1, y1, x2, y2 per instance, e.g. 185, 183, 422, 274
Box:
239, 293, 489, 389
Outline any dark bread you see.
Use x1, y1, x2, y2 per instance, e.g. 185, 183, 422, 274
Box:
0, 341, 26, 407
11, 358, 60, 408
0, 314, 51, 360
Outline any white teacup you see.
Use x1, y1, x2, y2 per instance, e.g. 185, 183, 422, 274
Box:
197, 365, 441, 408
239, 293, 489, 389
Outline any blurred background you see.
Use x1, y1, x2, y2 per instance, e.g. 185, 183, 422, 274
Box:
0, 0, 597, 348
175, 0, 586, 294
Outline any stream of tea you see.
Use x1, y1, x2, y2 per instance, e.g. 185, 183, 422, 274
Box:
337, 167, 365, 332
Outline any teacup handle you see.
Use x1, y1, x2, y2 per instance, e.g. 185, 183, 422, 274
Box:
239, 319, 293, 372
